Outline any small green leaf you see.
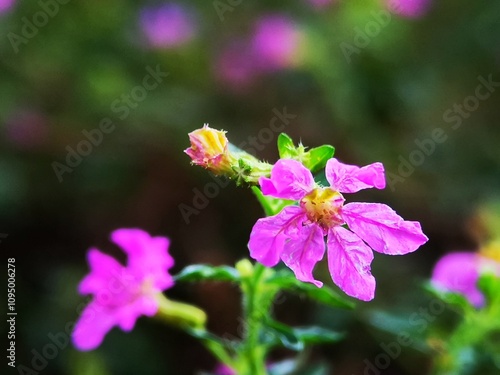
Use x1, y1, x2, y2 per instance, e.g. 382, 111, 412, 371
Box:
265, 320, 343, 351
423, 282, 474, 313
292, 326, 344, 344
303, 145, 335, 172
251, 186, 294, 216
265, 319, 304, 351
478, 273, 500, 306
267, 271, 355, 309
174, 264, 240, 283
277, 133, 296, 159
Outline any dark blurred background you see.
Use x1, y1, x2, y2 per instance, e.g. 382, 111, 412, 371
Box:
1, 0, 499, 374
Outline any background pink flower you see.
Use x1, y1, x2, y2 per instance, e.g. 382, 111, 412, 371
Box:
431, 251, 500, 307
213, 40, 258, 91
139, 3, 197, 48
0, 0, 15, 13
250, 14, 303, 71
386, 0, 432, 18
72, 228, 174, 351
248, 159, 428, 301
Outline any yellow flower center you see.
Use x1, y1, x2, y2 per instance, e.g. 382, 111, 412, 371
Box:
300, 188, 344, 229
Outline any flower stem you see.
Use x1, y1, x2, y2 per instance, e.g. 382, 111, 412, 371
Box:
155, 293, 237, 369
237, 261, 273, 375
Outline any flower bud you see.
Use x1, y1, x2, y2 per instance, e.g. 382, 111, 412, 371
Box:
185, 124, 232, 174
185, 124, 272, 185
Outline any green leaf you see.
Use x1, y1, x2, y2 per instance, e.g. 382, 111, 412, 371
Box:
265, 320, 343, 351
277, 133, 296, 159
478, 273, 500, 306
303, 145, 335, 172
174, 264, 240, 283
251, 186, 295, 216
267, 271, 355, 309
423, 282, 474, 313
291, 326, 344, 344
265, 319, 304, 351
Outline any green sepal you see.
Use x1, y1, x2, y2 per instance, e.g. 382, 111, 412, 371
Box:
277, 133, 296, 159
303, 145, 335, 172
251, 186, 295, 217
267, 270, 355, 309
276, 133, 335, 173
174, 264, 240, 283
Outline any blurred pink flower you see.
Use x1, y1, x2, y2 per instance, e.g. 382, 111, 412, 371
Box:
306, 0, 335, 9
139, 3, 196, 48
386, 0, 432, 18
431, 251, 500, 307
214, 40, 258, 90
72, 229, 174, 351
250, 15, 303, 71
0, 0, 15, 13
248, 159, 428, 301
214, 364, 235, 375
5, 110, 48, 149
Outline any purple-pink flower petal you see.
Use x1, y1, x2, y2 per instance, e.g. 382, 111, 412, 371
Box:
327, 226, 376, 301
73, 229, 174, 351
326, 158, 386, 193
281, 224, 325, 287
431, 252, 484, 307
111, 228, 174, 290
78, 249, 124, 295
260, 159, 315, 200
248, 206, 304, 266
343, 202, 428, 255
72, 302, 116, 351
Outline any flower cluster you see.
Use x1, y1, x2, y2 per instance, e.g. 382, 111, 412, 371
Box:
248, 158, 428, 301
72, 228, 174, 351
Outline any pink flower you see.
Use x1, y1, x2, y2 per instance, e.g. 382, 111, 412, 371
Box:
386, 0, 432, 18
72, 229, 174, 351
250, 15, 303, 71
248, 159, 428, 301
0, 0, 15, 13
139, 3, 196, 48
214, 40, 258, 91
214, 364, 235, 375
431, 251, 500, 308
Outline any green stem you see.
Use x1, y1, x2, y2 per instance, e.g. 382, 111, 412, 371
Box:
237, 262, 270, 375
154, 293, 236, 369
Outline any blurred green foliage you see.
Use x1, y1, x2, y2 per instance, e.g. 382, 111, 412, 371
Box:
1, 0, 500, 374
